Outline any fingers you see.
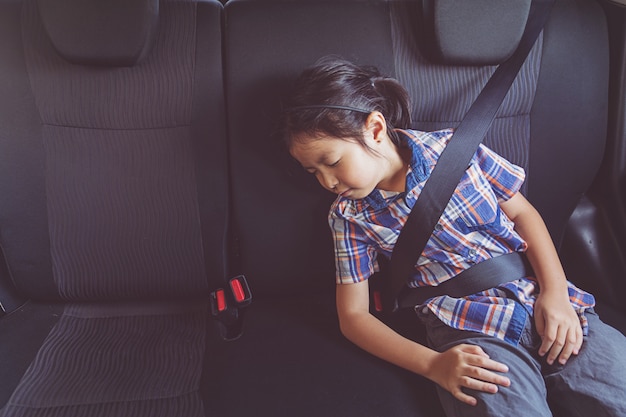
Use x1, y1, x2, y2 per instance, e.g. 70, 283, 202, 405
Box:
538, 316, 584, 365
451, 370, 509, 406
453, 389, 480, 407
459, 344, 509, 372
463, 348, 511, 390
446, 345, 511, 406
539, 323, 583, 365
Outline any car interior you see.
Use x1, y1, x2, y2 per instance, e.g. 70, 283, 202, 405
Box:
0, 0, 625, 416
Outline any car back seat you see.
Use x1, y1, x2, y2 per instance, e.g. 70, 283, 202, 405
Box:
208, 0, 616, 416
0, 0, 622, 415
208, 1, 443, 416
0, 0, 227, 415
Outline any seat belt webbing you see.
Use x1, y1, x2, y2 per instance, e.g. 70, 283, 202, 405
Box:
389, 0, 555, 311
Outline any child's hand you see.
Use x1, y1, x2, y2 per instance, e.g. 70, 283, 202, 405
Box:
534, 289, 583, 366
426, 344, 511, 406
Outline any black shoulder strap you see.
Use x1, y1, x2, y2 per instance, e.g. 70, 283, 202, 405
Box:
389, 0, 555, 311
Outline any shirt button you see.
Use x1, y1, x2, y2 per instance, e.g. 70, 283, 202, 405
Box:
434, 223, 443, 231
468, 248, 477, 257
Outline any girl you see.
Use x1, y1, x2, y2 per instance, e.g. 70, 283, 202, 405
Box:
282, 57, 626, 416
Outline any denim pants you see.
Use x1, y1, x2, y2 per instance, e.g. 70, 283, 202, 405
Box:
417, 307, 626, 417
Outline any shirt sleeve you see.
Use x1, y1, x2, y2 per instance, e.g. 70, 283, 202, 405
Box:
473, 144, 526, 202
328, 205, 378, 285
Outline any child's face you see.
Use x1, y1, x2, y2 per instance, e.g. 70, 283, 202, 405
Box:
290, 133, 389, 200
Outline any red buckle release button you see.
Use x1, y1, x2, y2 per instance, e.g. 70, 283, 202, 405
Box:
230, 279, 245, 303
228, 275, 251, 307
373, 290, 383, 313
216, 289, 226, 312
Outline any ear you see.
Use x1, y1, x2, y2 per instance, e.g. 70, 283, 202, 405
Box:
364, 111, 388, 143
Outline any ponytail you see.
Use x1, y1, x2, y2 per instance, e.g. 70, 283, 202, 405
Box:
371, 76, 412, 132
283, 57, 412, 149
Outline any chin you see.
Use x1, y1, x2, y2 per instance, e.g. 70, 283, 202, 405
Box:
343, 190, 369, 200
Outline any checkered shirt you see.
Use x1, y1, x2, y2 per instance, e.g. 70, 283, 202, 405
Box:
329, 129, 595, 344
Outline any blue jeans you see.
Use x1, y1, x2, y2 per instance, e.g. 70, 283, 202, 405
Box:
417, 307, 626, 417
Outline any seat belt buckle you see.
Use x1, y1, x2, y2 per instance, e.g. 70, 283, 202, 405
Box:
372, 290, 384, 313
228, 275, 252, 307
370, 288, 401, 316
209, 275, 252, 341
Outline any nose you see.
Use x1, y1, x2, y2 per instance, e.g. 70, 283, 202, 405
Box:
317, 171, 338, 191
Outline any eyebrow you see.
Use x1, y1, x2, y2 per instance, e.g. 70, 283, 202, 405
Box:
300, 152, 333, 171
317, 153, 332, 165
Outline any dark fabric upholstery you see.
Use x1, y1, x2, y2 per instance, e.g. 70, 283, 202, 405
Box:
1, 303, 207, 417
391, 0, 544, 197
215, 1, 447, 415
0, 0, 227, 414
15, 0, 217, 300
0, 303, 64, 407
0, 0, 621, 415
223, 0, 395, 299
213, 0, 613, 416
37, 0, 159, 67
22, 0, 192, 130
423, 0, 532, 65
527, 0, 608, 244
0, 0, 57, 300
203, 296, 442, 417
393, 0, 609, 245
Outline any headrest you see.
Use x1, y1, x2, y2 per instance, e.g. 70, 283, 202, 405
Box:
37, 0, 159, 67
423, 0, 532, 66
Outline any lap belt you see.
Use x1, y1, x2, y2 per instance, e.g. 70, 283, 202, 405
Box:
397, 252, 534, 309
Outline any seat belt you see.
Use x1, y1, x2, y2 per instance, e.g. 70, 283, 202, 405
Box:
388, 0, 555, 312
189, 4, 252, 341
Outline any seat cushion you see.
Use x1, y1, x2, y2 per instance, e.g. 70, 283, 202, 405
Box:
202, 294, 445, 417
1, 302, 207, 417
0, 302, 64, 407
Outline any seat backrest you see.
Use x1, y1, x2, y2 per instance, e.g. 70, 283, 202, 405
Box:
0, 1, 227, 414
224, 0, 608, 299
393, 0, 608, 242
224, 0, 398, 298
0, 0, 228, 302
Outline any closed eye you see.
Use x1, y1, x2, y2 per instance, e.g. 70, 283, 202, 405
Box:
327, 159, 341, 167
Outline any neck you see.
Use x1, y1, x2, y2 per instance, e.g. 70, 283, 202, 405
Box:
377, 143, 411, 193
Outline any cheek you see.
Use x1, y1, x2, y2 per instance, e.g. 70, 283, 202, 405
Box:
341, 170, 363, 186
340, 160, 375, 187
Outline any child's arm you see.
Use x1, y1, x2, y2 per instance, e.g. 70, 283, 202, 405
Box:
336, 280, 511, 406
500, 192, 583, 366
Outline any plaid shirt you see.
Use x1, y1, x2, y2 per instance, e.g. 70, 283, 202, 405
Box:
330, 129, 595, 344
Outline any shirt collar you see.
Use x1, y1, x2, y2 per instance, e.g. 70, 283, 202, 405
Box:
361, 129, 429, 210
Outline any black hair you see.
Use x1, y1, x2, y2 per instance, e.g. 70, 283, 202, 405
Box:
282, 56, 412, 150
